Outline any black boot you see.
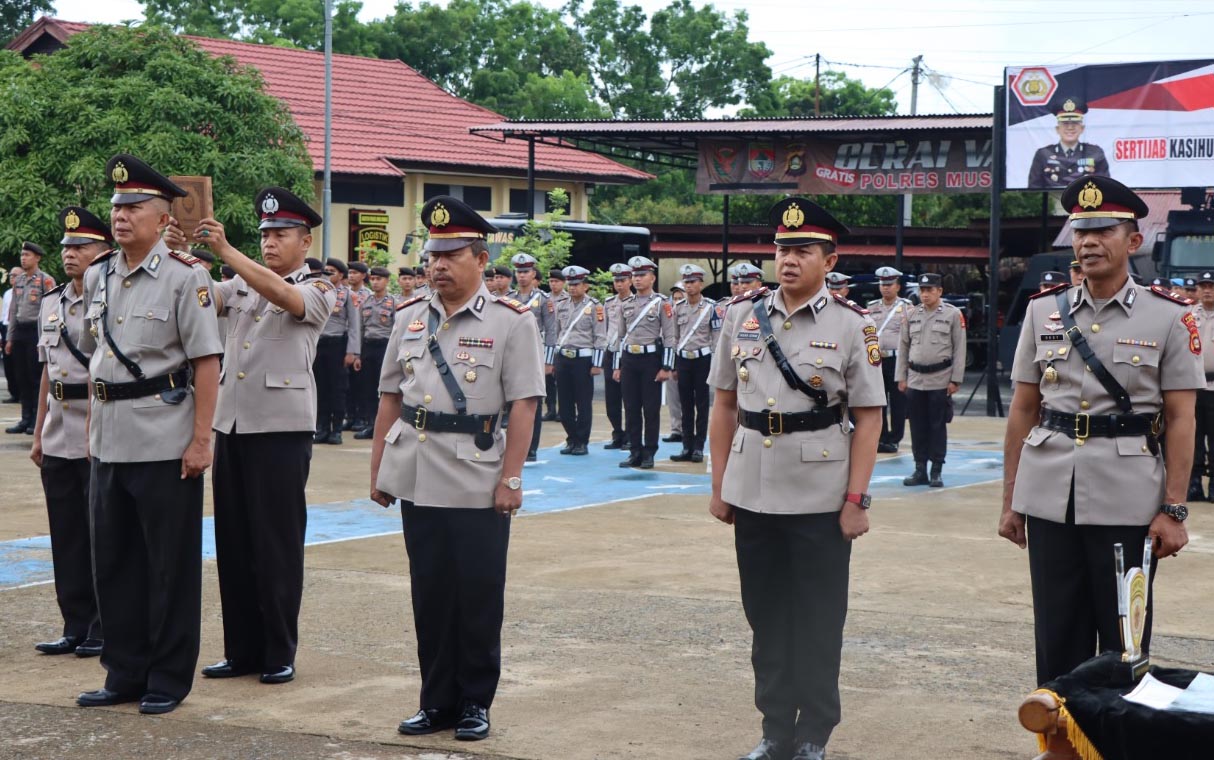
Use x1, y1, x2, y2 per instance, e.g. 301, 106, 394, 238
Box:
619, 452, 641, 468
559, 442, 575, 455
903, 465, 928, 486
313, 421, 329, 444
639, 452, 655, 469
604, 433, 625, 450
5, 419, 29, 434
690, 450, 704, 463
670, 449, 693, 462
929, 463, 944, 488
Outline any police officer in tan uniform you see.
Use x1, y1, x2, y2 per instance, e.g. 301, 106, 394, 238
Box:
552, 265, 606, 455
1192, 271, 1214, 501
76, 154, 223, 715
344, 261, 373, 431
30, 207, 110, 658
6, 242, 56, 434
867, 266, 911, 453
369, 196, 544, 742
670, 264, 719, 463
1000, 175, 1203, 685
611, 255, 676, 469
602, 262, 633, 449
897, 273, 965, 487
708, 197, 884, 760
314, 257, 360, 444
353, 266, 400, 439
190, 187, 337, 687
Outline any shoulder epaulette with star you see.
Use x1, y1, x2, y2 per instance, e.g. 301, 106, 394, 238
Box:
168, 249, 205, 267
89, 250, 116, 267
831, 292, 869, 315
496, 297, 532, 314
1149, 285, 1194, 306
729, 287, 770, 305
45, 282, 66, 296
395, 294, 428, 311
1029, 282, 1070, 300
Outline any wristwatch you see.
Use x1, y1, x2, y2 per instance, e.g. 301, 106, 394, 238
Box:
844, 492, 872, 510
503, 476, 522, 491
1159, 503, 1188, 522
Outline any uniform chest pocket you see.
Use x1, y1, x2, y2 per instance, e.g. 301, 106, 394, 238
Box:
1112, 343, 1160, 395
38, 327, 61, 348
929, 321, 951, 343
452, 349, 496, 398
259, 306, 290, 340
794, 349, 844, 389
733, 345, 765, 394
1034, 341, 1074, 388
130, 304, 171, 347
908, 321, 925, 344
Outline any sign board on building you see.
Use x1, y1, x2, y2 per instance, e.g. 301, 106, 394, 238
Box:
349, 208, 390, 261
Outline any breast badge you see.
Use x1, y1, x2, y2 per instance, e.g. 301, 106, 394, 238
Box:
809, 375, 823, 388
464, 369, 477, 383
407, 320, 426, 332
738, 366, 750, 382
742, 318, 760, 331
1043, 364, 1059, 384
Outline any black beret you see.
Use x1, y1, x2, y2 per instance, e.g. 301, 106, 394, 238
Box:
220, 265, 236, 279
305, 257, 324, 272
21, 241, 45, 257
369, 266, 391, 278
548, 268, 566, 281
325, 257, 348, 276
348, 261, 369, 274
398, 266, 415, 276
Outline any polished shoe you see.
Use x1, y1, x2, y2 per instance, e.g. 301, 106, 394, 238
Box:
352, 427, 374, 440
639, 454, 655, 469
74, 638, 103, 657
929, 463, 944, 488
35, 635, 83, 655
662, 432, 683, 443
25, 426, 33, 434
603, 437, 625, 450
1187, 478, 1205, 502
2, 396, 17, 404
690, 450, 704, 463
342, 418, 355, 431
313, 426, 329, 444
454, 701, 490, 741
325, 430, 343, 445
877, 441, 899, 453
526, 451, 537, 462
542, 409, 558, 422
559, 444, 575, 455
669, 449, 693, 462
139, 693, 180, 715
5, 421, 29, 434
618, 454, 641, 468
791, 741, 827, 760
201, 659, 254, 678
77, 688, 140, 708
903, 467, 928, 486
398, 707, 457, 735
570, 444, 588, 456
738, 737, 787, 760
260, 665, 295, 684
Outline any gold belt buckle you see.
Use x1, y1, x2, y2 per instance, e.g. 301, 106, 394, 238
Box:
1150, 411, 1163, 437
768, 411, 784, 436
93, 379, 108, 402
52, 381, 64, 401
563, 349, 577, 359
414, 406, 428, 431
1074, 412, 1090, 442
628, 344, 643, 354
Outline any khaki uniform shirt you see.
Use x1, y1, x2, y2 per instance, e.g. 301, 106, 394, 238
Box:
709, 286, 886, 514
1011, 280, 1205, 525
674, 297, 720, 356
8, 268, 56, 325
895, 302, 966, 389
376, 284, 546, 508
36, 281, 90, 459
321, 284, 361, 354
81, 241, 224, 463
610, 292, 677, 368
507, 287, 558, 350
213, 266, 337, 434
1194, 303, 1214, 391
553, 295, 607, 359
361, 293, 400, 341
867, 296, 913, 356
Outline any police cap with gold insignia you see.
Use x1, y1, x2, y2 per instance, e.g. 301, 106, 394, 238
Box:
59, 206, 113, 246
769, 196, 848, 247
609, 262, 633, 279
1040, 271, 1066, 287
679, 263, 706, 282
421, 195, 497, 253
1055, 97, 1086, 124
256, 186, 322, 229
1061, 175, 1149, 230
562, 265, 590, 284
106, 153, 187, 206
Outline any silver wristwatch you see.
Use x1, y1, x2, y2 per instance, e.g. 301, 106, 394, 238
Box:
503, 476, 522, 491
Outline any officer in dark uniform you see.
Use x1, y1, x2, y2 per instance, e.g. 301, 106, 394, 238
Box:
602, 262, 633, 449
76, 154, 223, 714
313, 257, 361, 444
1027, 98, 1109, 189
543, 268, 567, 421
353, 266, 400, 440
30, 207, 110, 658
6, 242, 56, 434
344, 261, 372, 431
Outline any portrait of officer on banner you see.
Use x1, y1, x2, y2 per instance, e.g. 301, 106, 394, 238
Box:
1027, 97, 1110, 190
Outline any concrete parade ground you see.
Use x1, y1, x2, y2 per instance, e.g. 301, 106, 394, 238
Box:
2, 389, 1213, 760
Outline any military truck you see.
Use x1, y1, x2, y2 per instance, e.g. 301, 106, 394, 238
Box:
1152, 187, 1214, 282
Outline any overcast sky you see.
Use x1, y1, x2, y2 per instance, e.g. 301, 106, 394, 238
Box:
47, 0, 1214, 116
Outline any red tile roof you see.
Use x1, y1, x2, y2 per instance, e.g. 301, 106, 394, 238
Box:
10, 18, 652, 184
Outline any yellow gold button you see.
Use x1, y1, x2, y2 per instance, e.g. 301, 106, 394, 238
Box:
1046, 350, 1053, 358
474, 452, 481, 459
442, 322, 450, 330
1080, 400, 1090, 410
763, 438, 772, 448
106, 350, 114, 357
418, 433, 427, 442
1142, 445, 1149, 453
61, 370, 68, 377
116, 316, 124, 324
1090, 323, 1100, 333
237, 372, 246, 379
69, 306, 76, 316
254, 315, 261, 322
470, 357, 476, 364
783, 321, 792, 330
1058, 347, 1068, 356
767, 397, 776, 407
243, 342, 251, 349
815, 357, 823, 365
404, 351, 412, 358
424, 394, 433, 403
1132, 355, 1140, 364
62, 401, 70, 409
1085, 365, 1092, 372
1076, 438, 1085, 446
284, 378, 291, 385
822, 450, 829, 457
122, 280, 131, 288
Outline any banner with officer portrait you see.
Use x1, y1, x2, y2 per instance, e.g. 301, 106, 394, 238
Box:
1004, 60, 1214, 190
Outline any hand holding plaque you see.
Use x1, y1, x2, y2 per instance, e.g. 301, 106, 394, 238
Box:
169, 175, 214, 242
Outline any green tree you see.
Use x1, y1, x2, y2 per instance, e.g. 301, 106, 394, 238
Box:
0, 25, 313, 276
0, 0, 53, 47
493, 189, 574, 275
742, 70, 898, 118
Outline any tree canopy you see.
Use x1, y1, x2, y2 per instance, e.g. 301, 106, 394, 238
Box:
0, 0, 52, 47
0, 25, 313, 278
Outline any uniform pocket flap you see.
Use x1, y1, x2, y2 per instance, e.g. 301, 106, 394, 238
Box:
1034, 343, 1071, 363
265, 371, 310, 389
1112, 343, 1160, 368
385, 419, 402, 444
1024, 426, 1054, 447
801, 436, 847, 462
730, 427, 745, 452
452, 348, 496, 369
931, 321, 952, 332
1115, 436, 1156, 457
795, 350, 843, 372
135, 304, 170, 322
456, 438, 501, 462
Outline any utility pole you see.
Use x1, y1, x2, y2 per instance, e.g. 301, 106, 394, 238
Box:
322, 0, 333, 261
903, 54, 923, 226
814, 53, 821, 116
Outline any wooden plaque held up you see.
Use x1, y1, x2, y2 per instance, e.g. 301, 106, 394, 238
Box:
169, 176, 214, 238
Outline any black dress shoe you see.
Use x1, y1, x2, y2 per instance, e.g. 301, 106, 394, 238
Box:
2, 396, 17, 404
201, 659, 254, 678
877, 441, 899, 453
669, 449, 693, 462
77, 688, 140, 707
639, 454, 655, 469
260, 665, 295, 684
559, 444, 574, 455
313, 429, 328, 443
618, 454, 641, 468
738, 737, 787, 760
526, 451, 537, 462
790, 741, 826, 760
74, 638, 103, 657
690, 450, 704, 463
5, 421, 28, 434
139, 693, 180, 715
454, 701, 490, 741
662, 433, 683, 443
326, 430, 343, 445
352, 427, 373, 440
603, 438, 625, 450
398, 707, 456, 735
570, 444, 588, 455
542, 410, 558, 422
35, 635, 83, 655
903, 467, 928, 486
341, 418, 355, 431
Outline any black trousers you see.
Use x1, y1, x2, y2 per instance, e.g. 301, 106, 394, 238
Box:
734, 508, 851, 747
10, 322, 39, 422
555, 355, 594, 446
313, 334, 347, 432
621, 351, 663, 456
675, 355, 711, 451
545, 373, 557, 414
356, 338, 388, 427
1, 321, 17, 402
906, 387, 949, 466
529, 395, 543, 456
41, 455, 101, 641
1027, 514, 1155, 686
603, 350, 624, 441
1193, 390, 1214, 480
401, 502, 511, 710
91, 459, 202, 700
213, 431, 312, 669
880, 358, 907, 445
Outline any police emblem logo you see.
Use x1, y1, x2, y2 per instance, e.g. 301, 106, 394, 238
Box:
1077, 181, 1103, 209
809, 375, 823, 388
261, 194, 280, 215
196, 286, 212, 308
430, 203, 451, 228
738, 366, 750, 381
1043, 364, 1059, 383
867, 343, 882, 366
456, 350, 471, 360
407, 319, 425, 332
64, 210, 81, 230
464, 369, 477, 383
742, 318, 760, 331
111, 161, 129, 183
1062, 98, 1076, 113
782, 202, 805, 229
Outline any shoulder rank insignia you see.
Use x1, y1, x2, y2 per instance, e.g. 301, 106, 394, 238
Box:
497, 297, 531, 314
311, 279, 333, 292
45, 282, 66, 296
168, 249, 204, 267
728, 287, 770, 305
89, 251, 116, 267
831, 292, 869, 316
1029, 282, 1070, 300
1150, 285, 1193, 306
396, 294, 428, 311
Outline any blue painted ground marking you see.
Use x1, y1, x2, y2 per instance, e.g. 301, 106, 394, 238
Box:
0, 443, 1002, 589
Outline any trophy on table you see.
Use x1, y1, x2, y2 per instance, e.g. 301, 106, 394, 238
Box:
1114, 539, 1153, 681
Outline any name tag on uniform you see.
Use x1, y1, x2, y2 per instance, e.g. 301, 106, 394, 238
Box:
737, 332, 759, 341
1039, 333, 1064, 341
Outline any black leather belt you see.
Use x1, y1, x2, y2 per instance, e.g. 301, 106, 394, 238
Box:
51, 380, 89, 400
1205, 372, 1214, 382
1040, 408, 1159, 440
92, 369, 190, 402
400, 404, 500, 435
364, 337, 389, 346
909, 359, 952, 373
318, 333, 346, 343
739, 406, 844, 436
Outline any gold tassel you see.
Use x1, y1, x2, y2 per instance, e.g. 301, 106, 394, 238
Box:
1030, 689, 1104, 760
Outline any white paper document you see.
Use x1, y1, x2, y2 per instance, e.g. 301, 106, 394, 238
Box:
1122, 672, 1214, 715
1122, 673, 1183, 710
